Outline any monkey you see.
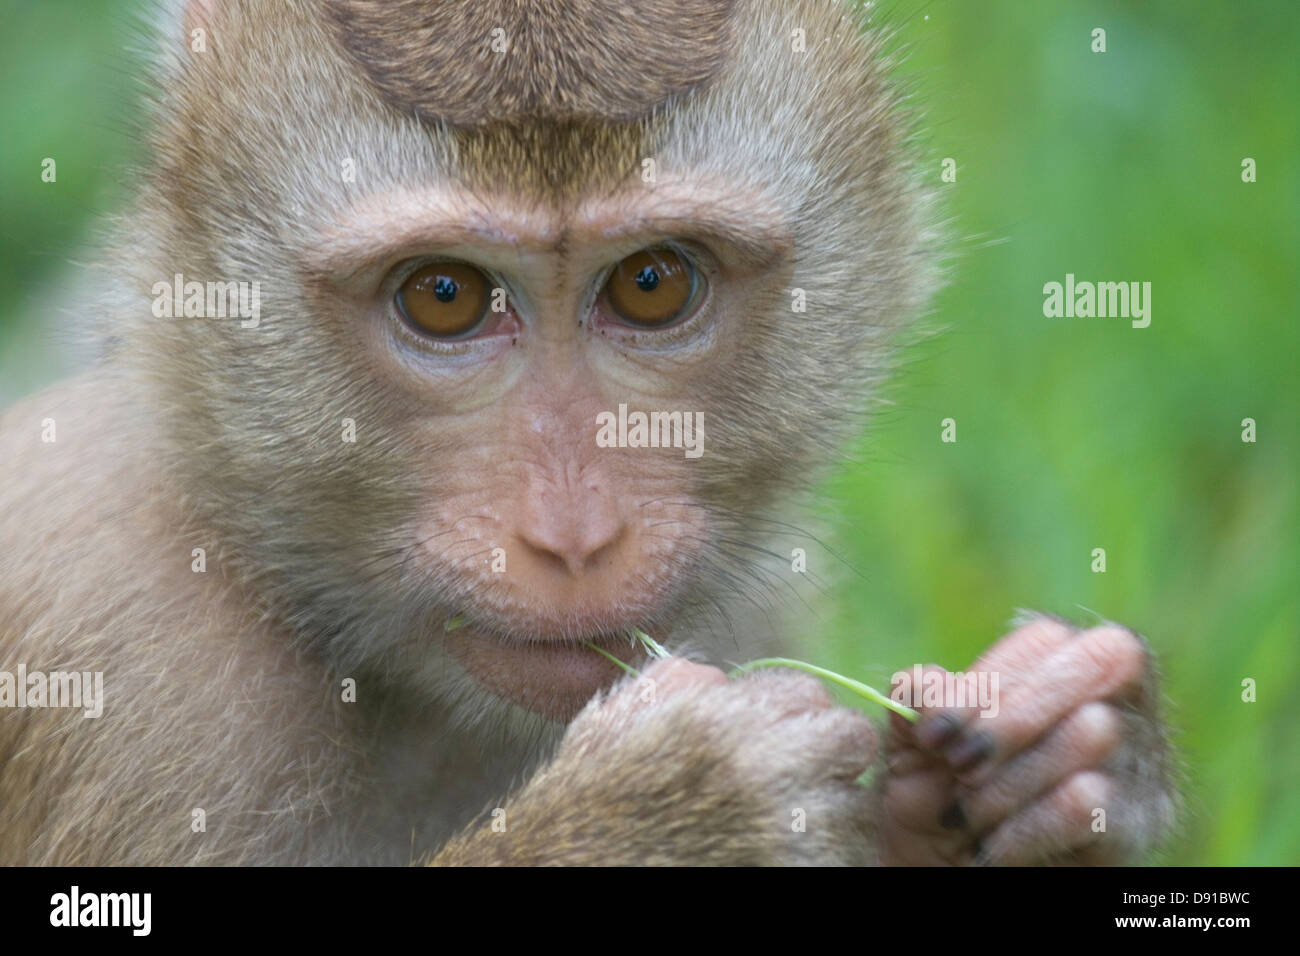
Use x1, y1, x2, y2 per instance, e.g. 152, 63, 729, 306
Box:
0, 0, 1175, 866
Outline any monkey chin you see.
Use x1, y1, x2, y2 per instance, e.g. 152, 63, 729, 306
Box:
444, 628, 647, 723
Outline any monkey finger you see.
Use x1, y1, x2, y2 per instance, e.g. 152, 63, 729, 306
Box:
941, 625, 1147, 774
956, 702, 1122, 832
732, 701, 878, 795
969, 613, 1076, 677
578, 658, 727, 728
881, 766, 961, 834
735, 667, 836, 718
900, 664, 983, 752
885, 745, 945, 779
911, 617, 1073, 753
635, 657, 729, 698
974, 771, 1112, 865
800, 705, 880, 782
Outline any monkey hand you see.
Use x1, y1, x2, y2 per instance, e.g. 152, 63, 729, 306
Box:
876, 613, 1177, 865
431, 657, 878, 865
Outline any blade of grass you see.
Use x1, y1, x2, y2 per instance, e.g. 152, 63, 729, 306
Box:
584, 641, 640, 676
729, 657, 919, 722
633, 628, 670, 660
594, 632, 918, 722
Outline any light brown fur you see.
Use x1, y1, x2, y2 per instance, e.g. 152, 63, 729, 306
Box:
1, 0, 935, 865
2, 0, 1171, 867
325, 0, 738, 126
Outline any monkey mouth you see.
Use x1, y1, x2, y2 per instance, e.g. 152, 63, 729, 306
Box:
442, 623, 651, 722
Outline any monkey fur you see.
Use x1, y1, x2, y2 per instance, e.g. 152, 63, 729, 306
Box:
0, 0, 1173, 865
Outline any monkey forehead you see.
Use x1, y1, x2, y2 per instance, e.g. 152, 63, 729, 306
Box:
153, 0, 926, 308
323, 0, 738, 126
307, 178, 792, 275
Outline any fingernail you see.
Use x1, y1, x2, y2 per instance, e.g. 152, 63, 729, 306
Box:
939, 801, 967, 830
916, 711, 964, 750
945, 730, 994, 771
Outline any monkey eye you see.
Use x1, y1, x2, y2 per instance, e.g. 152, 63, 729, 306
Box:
396, 262, 491, 339
600, 247, 700, 328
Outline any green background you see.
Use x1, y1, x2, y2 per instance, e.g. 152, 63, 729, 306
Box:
1, 1, 1296, 864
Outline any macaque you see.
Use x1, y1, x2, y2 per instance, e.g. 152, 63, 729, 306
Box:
0, 0, 1175, 865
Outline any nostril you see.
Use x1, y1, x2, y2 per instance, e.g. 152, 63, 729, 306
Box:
515, 512, 627, 576
516, 535, 569, 576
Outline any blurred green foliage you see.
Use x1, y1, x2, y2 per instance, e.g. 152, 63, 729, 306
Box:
0, 1, 147, 395
0, 1, 1295, 864
820, 1, 1298, 866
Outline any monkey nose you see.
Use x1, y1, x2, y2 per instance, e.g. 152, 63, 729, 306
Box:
514, 494, 628, 577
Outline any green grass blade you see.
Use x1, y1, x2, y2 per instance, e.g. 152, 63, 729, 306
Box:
729, 657, 919, 722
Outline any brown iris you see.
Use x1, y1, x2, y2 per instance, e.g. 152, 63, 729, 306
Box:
396, 262, 490, 338
603, 248, 696, 327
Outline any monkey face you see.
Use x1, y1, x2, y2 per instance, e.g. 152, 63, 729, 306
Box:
139, 0, 938, 723
296, 179, 807, 719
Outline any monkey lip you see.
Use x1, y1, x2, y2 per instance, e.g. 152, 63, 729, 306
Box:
444, 627, 649, 722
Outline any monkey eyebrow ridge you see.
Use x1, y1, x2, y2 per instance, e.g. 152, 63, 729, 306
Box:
307, 181, 792, 281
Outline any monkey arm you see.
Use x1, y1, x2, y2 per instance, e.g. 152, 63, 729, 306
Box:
430, 658, 878, 865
